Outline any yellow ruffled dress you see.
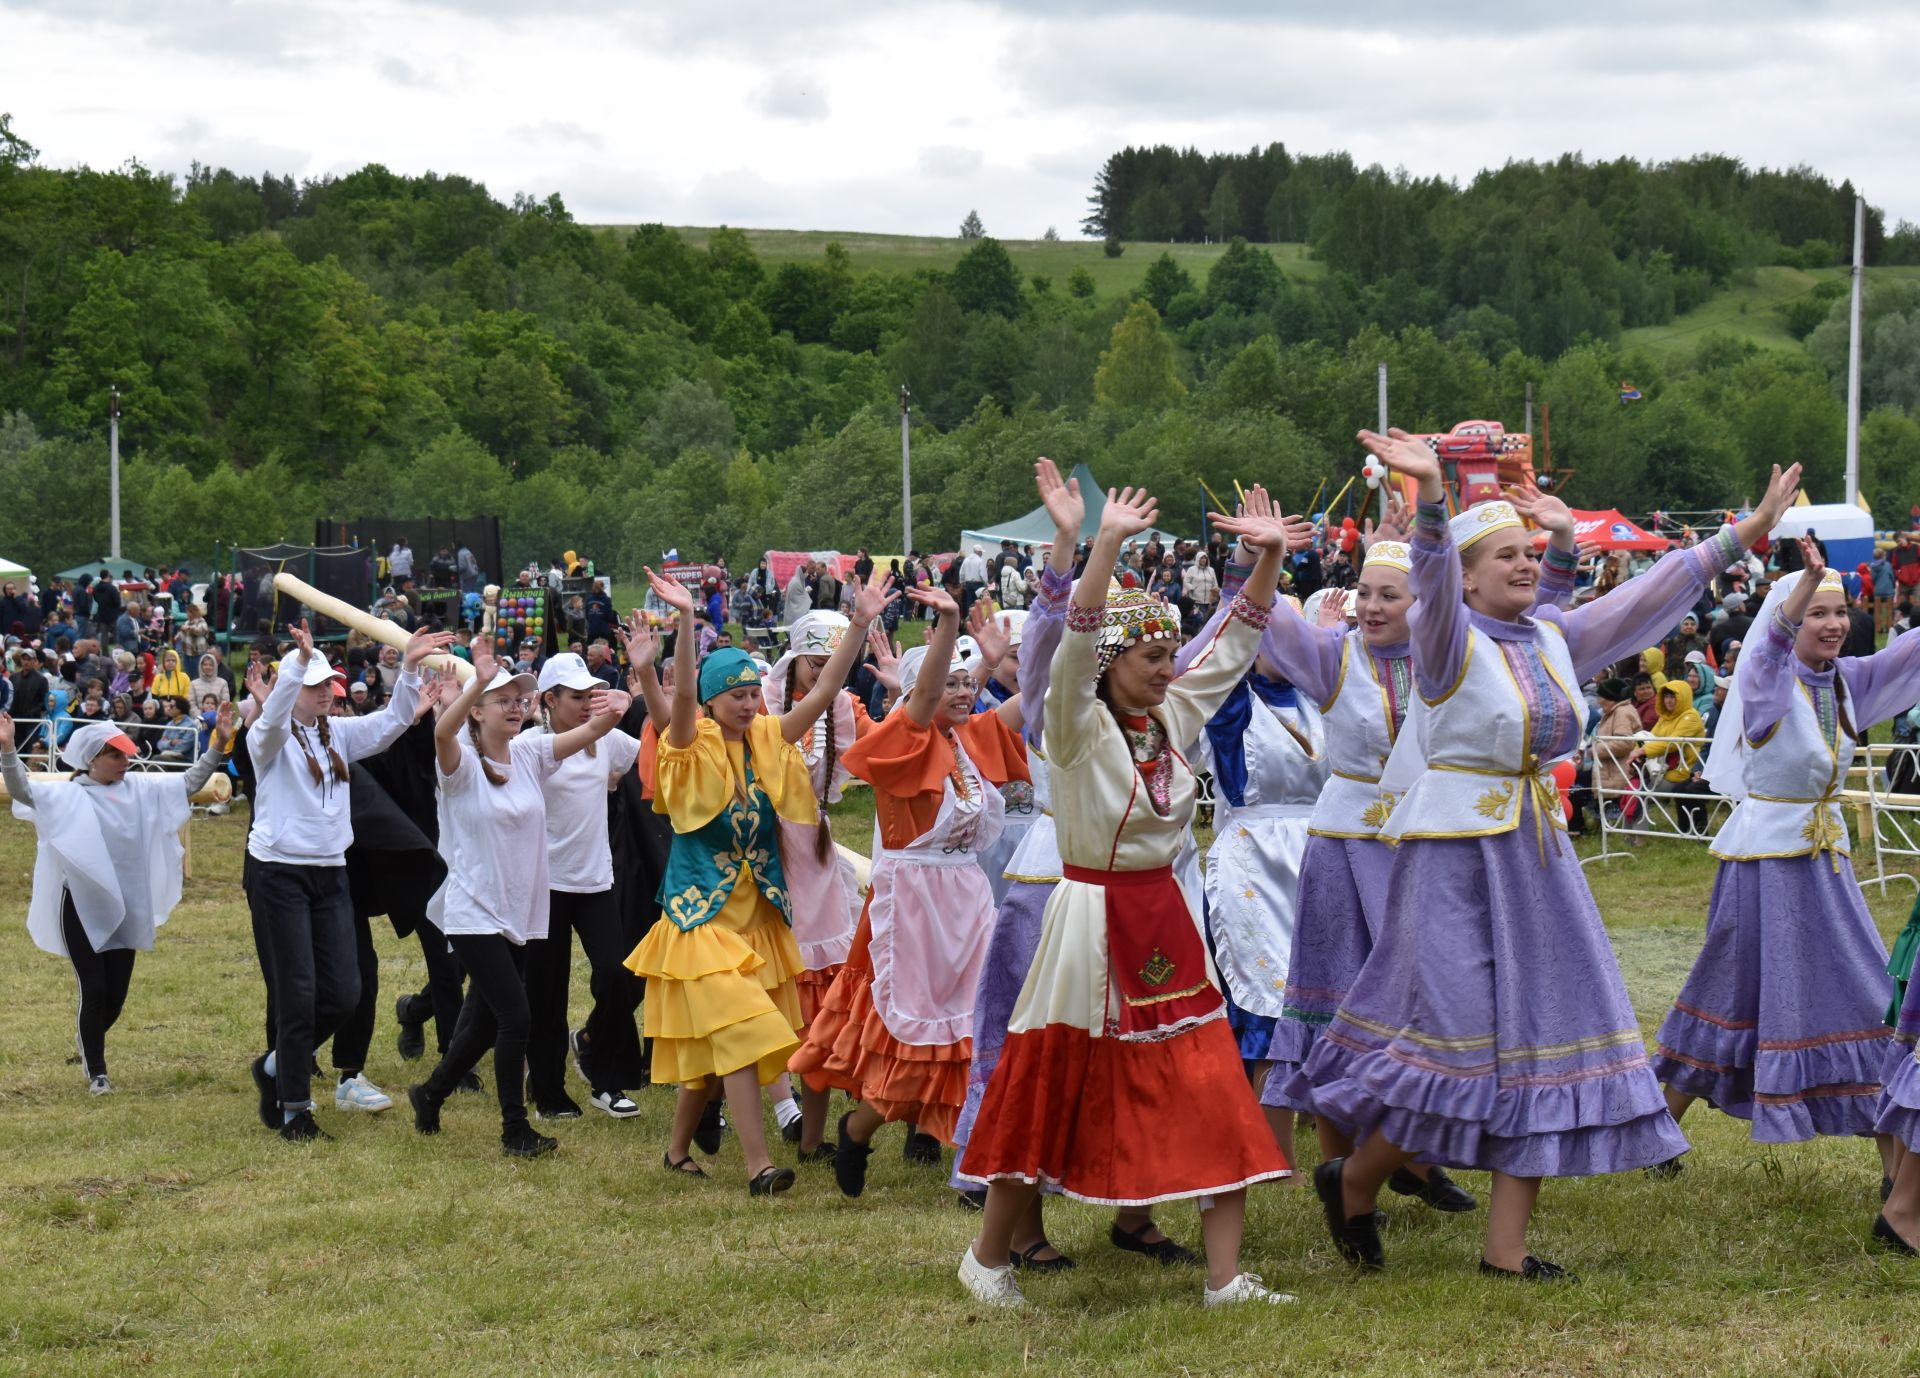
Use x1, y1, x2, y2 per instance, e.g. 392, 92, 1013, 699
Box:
625, 715, 818, 1088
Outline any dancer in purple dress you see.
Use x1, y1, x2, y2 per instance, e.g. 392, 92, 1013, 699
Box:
950, 458, 1196, 1272
1296, 428, 1802, 1280
1652, 542, 1919, 1181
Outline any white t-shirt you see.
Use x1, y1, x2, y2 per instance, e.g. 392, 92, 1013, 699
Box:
430, 732, 561, 943
537, 726, 642, 893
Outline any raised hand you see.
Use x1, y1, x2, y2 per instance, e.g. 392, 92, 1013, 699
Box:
621, 610, 658, 669
907, 585, 959, 621
645, 566, 694, 615
1098, 486, 1160, 540
1506, 484, 1575, 540
1752, 463, 1805, 530
1209, 506, 1299, 553
1036, 457, 1084, 534
1798, 534, 1826, 583
0, 711, 14, 752
1356, 429, 1443, 489
968, 600, 1011, 667
214, 700, 236, 742
469, 636, 500, 688
289, 618, 315, 660
403, 626, 455, 670
851, 573, 900, 626
245, 662, 272, 707
867, 625, 902, 693
588, 687, 632, 720
1316, 589, 1349, 628
1373, 491, 1412, 543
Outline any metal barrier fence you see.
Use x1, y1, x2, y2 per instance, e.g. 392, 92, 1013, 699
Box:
1581, 732, 1726, 865
1856, 742, 1920, 895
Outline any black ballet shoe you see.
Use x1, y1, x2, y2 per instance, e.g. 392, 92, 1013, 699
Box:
693, 1099, 725, 1154
956, 1187, 988, 1211
796, 1141, 838, 1164
1479, 1255, 1578, 1282
833, 1111, 873, 1198
662, 1151, 707, 1178
1872, 1214, 1918, 1257
1644, 1155, 1686, 1180
1313, 1158, 1385, 1270
394, 996, 427, 1061
902, 1127, 942, 1165
749, 1165, 796, 1197
780, 1114, 803, 1145
501, 1125, 558, 1159
1109, 1220, 1200, 1267
250, 1055, 278, 1130
1388, 1165, 1478, 1213
1009, 1240, 1076, 1273
407, 1084, 441, 1135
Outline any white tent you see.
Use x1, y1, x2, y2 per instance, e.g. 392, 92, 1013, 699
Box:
0, 554, 29, 580
1770, 502, 1875, 571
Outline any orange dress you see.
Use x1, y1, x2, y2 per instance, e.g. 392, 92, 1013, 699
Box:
788, 708, 1027, 1142
789, 693, 876, 1027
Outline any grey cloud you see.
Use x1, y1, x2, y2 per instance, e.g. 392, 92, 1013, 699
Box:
752, 72, 830, 123
511, 121, 606, 150
380, 57, 434, 87
917, 146, 985, 177
156, 118, 312, 176
9, 0, 328, 66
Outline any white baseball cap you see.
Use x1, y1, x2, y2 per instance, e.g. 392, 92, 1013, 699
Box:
281, 650, 345, 686
536, 652, 598, 693
483, 666, 538, 698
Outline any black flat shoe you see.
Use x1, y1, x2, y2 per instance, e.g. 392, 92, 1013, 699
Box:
1313, 1158, 1385, 1269
693, 1099, 726, 1154
1873, 1214, 1918, 1257
833, 1111, 873, 1198
1644, 1155, 1686, 1180
278, 1110, 331, 1144
1009, 1240, 1076, 1273
749, 1165, 796, 1197
532, 1096, 582, 1122
1388, 1164, 1477, 1212
796, 1142, 838, 1164
394, 996, 426, 1061
1110, 1220, 1199, 1266
956, 1187, 988, 1211
407, 1084, 441, 1135
250, 1055, 278, 1130
781, 1114, 803, 1144
662, 1151, 706, 1178
902, 1127, 942, 1164
1479, 1255, 1578, 1282
456, 1071, 484, 1094
502, 1125, 558, 1159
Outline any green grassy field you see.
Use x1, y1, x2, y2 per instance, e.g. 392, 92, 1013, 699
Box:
2, 795, 1917, 1375
637, 227, 1324, 298
1621, 264, 1920, 359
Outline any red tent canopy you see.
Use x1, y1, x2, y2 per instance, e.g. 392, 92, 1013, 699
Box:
1531, 509, 1669, 552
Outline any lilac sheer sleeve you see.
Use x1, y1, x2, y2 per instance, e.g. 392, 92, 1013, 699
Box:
1407, 501, 1468, 700
1015, 566, 1072, 748
1557, 526, 1742, 681
1839, 626, 1920, 729
1737, 609, 1800, 743
1535, 542, 1579, 610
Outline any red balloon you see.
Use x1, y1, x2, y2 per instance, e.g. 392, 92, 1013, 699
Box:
1551, 759, 1577, 823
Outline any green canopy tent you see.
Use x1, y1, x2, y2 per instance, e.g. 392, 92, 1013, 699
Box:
56, 556, 169, 584
958, 463, 1184, 553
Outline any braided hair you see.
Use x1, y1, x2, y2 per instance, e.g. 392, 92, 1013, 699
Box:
466, 715, 508, 786
296, 713, 349, 788
788, 662, 837, 863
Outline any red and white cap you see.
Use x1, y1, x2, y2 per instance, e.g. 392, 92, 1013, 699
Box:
61, 722, 140, 770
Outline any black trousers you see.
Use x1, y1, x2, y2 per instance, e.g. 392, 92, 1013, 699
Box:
525, 888, 645, 1100
328, 913, 381, 1074
396, 911, 466, 1057
423, 933, 531, 1134
248, 860, 360, 1111
63, 898, 136, 1080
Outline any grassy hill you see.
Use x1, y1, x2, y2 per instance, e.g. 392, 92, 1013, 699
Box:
628, 227, 1324, 296
1622, 264, 1920, 359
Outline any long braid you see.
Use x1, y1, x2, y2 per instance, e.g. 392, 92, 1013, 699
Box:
1832, 668, 1866, 748
814, 689, 838, 863
467, 716, 508, 786
315, 714, 348, 783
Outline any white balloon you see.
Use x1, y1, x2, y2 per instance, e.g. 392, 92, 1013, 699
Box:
1366, 474, 1381, 489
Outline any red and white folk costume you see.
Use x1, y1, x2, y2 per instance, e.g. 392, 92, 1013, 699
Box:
959, 587, 1293, 1205
789, 647, 1028, 1144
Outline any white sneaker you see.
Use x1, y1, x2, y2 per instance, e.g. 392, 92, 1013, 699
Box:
334, 1073, 394, 1112
88, 1074, 113, 1096
589, 1088, 641, 1118
1203, 1272, 1298, 1307
207, 801, 230, 816
957, 1244, 1027, 1308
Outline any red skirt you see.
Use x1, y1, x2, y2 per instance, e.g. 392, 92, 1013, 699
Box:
956, 862, 1291, 1206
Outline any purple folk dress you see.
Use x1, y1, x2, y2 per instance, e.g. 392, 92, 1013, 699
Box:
1292, 504, 1739, 1177
1878, 939, 1920, 1149
1650, 604, 1920, 1140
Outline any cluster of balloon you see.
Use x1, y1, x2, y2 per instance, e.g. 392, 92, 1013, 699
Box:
1361, 458, 1387, 490
498, 590, 547, 646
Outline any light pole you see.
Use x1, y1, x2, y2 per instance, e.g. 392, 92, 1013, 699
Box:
109, 386, 121, 561
900, 384, 913, 556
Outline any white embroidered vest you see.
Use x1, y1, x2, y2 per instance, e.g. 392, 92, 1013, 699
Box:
1709, 678, 1852, 862
1310, 632, 1405, 839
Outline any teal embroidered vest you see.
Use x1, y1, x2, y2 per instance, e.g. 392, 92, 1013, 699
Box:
657, 763, 791, 932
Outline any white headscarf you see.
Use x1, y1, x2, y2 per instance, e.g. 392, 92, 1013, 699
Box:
899, 635, 981, 699
1702, 568, 1834, 802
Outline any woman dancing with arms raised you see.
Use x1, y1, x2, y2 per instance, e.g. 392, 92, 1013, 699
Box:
1296, 430, 1800, 1279
957, 484, 1300, 1310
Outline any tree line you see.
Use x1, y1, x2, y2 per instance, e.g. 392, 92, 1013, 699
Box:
1, 113, 1918, 585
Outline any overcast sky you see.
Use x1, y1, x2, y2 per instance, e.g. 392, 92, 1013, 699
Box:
4, 0, 1915, 236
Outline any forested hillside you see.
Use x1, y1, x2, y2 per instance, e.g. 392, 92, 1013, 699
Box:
2, 111, 1918, 580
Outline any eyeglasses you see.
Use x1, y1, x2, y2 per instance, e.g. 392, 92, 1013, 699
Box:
487, 694, 535, 711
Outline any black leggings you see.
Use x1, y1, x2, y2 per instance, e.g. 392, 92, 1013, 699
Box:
423, 934, 531, 1134
64, 899, 135, 1080
396, 912, 467, 1058
525, 888, 645, 1099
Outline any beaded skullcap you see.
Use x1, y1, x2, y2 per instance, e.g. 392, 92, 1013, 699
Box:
1449, 500, 1523, 552
1363, 539, 1412, 574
